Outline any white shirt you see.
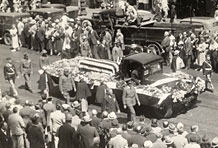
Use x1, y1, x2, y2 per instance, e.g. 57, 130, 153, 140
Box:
50, 110, 65, 133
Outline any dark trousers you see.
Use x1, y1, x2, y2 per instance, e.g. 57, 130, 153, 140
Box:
184, 55, 192, 69
38, 40, 45, 52
91, 44, 100, 59
162, 51, 170, 65
100, 99, 106, 113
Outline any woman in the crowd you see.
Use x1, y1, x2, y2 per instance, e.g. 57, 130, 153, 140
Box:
10, 24, 20, 52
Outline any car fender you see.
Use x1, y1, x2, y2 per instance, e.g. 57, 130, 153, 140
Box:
145, 40, 164, 55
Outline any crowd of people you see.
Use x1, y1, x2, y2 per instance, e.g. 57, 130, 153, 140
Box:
160, 29, 218, 92
1, 0, 218, 148
1, 93, 218, 148
0, 0, 42, 13
10, 12, 125, 62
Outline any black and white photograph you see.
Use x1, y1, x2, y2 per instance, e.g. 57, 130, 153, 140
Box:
0, 0, 218, 148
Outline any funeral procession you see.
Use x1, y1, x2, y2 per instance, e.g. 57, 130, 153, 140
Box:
1, 0, 218, 148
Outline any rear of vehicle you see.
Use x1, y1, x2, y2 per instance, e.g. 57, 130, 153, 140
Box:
41, 3, 66, 11
180, 17, 218, 35
0, 13, 30, 45
29, 8, 64, 20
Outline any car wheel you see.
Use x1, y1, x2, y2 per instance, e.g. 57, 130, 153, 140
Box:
153, 104, 173, 119
3, 32, 12, 46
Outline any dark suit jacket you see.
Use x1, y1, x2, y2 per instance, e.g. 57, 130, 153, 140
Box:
161, 36, 171, 52
88, 30, 99, 46
0, 130, 12, 148
96, 85, 106, 103
27, 125, 45, 148
184, 37, 193, 55
57, 123, 77, 148
104, 94, 120, 113
76, 81, 92, 100
36, 28, 45, 42
129, 134, 147, 147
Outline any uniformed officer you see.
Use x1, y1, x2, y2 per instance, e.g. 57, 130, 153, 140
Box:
4, 57, 18, 97
202, 55, 214, 92
122, 79, 140, 122
20, 53, 33, 93
59, 69, 76, 104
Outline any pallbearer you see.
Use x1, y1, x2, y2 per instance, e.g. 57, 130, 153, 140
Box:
59, 69, 76, 104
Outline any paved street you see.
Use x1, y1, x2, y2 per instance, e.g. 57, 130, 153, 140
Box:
1, 44, 218, 139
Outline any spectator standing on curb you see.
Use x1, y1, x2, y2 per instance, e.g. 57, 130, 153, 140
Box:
184, 32, 193, 69
50, 103, 65, 148
10, 24, 20, 52
57, 113, 77, 148
88, 26, 100, 59
161, 31, 171, 66
8, 107, 26, 148
77, 115, 100, 148
17, 18, 24, 47
27, 115, 45, 148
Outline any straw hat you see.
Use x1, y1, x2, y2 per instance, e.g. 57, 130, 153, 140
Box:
144, 141, 153, 148
71, 101, 80, 108
108, 112, 117, 120
82, 115, 92, 122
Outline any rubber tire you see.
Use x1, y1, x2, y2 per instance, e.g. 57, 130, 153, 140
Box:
3, 32, 12, 46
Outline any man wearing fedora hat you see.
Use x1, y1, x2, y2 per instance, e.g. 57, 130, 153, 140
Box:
153, 133, 167, 148
122, 79, 140, 122
211, 137, 218, 148
57, 113, 77, 148
108, 128, 128, 148
20, 53, 33, 93
151, 119, 162, 134
50, 103, 66, 148
129, 125, 147, 147
184, 136, 200, 148
185, 125, 201, 144
200, 135, 211, 148
164, 136, 174, 148
77, 115, 100, 148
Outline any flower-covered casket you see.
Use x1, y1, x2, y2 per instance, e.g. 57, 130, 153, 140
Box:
45, 54, 205, 118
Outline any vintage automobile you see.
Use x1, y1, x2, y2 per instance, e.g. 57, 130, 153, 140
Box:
44, 53, 204, 118
40, 4, 78, 19
0, 12, 30, 45
41, 3, 67, 11
29, 8, 64, 20
118, 53, 202, 118
81, 8, 193, 55
180, 17, 218, 34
